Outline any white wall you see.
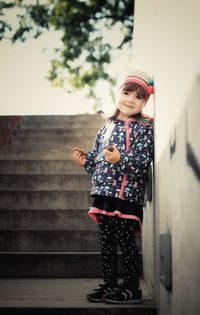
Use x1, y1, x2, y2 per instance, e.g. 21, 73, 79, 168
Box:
133, 1, 200, 314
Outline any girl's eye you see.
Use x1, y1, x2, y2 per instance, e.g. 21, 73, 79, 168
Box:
136, 95, 143, 100
123, 91, 129, 95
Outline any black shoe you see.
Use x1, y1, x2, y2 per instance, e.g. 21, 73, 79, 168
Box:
103, 285, 142, 304
87, 283, 114, 302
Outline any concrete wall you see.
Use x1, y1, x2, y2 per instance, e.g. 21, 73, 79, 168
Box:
133, 1, 200, 314
142, 164, 155, 297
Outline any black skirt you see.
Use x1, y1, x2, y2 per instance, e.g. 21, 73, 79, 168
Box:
88, 195, 143, 229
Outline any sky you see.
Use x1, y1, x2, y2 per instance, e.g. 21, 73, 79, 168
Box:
0, 28, 132, 116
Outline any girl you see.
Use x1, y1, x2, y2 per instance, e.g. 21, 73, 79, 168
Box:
72, 70, 154, 304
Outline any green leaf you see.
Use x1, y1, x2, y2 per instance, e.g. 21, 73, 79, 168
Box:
0, 0, 134, 105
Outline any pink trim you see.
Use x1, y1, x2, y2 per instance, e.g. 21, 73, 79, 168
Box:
119, 120, 130, 198
113, 210, 141, 223
119, 174, 127, 198
119, 78, 150, 95
125, 120, 130, 150
88, 207, 142, 227
139, 121, 151, 126
88, 211, 99, 223
126, 117, 135, 122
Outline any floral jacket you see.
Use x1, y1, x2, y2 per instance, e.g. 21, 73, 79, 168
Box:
84, 117, 154, 206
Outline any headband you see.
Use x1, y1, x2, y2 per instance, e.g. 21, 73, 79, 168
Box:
118, 77, 154, 95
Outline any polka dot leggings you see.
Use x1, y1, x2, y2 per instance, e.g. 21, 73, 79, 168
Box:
98, 215, 140, 288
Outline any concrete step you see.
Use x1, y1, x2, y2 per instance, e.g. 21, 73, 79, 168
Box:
0, 278, 157, 314
0, 252, 141, 278
19, 119, 103, 130
0, 252, 120, 278
0, 174, 91, 191
16, 128, 100, 137
0, 191, 92, 209
0, 145, 92, 159
11, 136, 94, 146
0, 230, 99, 252
0, 209, 97, 230
21, 114, 102, 123
0, 160, 85, 174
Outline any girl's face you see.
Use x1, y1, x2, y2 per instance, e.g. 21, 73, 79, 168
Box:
116, 83, 147, 120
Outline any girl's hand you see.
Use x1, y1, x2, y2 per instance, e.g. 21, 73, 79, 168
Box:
103, 144, 121, 164
72, 147, 86, 166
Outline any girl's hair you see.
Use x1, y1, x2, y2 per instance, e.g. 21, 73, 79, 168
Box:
110, 82, 152, 121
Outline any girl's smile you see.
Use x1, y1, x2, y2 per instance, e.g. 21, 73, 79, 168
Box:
116, 90, 146, 120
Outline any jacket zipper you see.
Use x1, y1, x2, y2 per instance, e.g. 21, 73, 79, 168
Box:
119, 119, 131, 198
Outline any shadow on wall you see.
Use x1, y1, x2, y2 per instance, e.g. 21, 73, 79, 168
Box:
153, 74, 200, 315
157, 75, 200, 298
185, 75, 200, 182
169, 74, 200, 181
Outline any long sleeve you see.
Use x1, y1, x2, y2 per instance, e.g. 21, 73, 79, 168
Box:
83, 125, 104, 176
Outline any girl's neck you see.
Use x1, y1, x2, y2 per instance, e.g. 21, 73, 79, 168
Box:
117, 113, 131, 121
110, 109, 149, 121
